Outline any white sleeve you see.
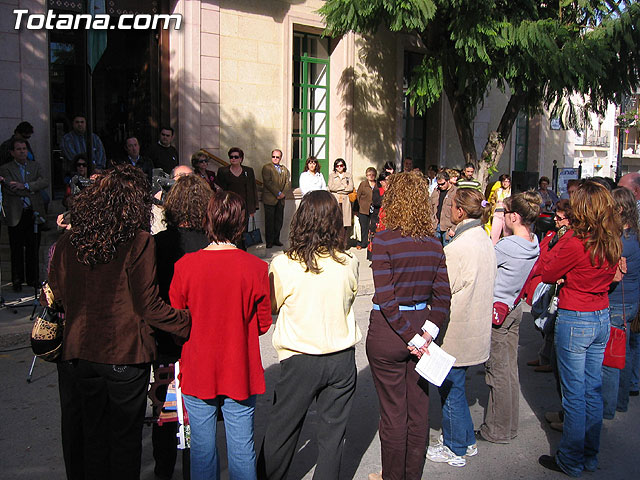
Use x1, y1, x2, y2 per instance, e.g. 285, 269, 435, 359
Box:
299, 172, 311, 194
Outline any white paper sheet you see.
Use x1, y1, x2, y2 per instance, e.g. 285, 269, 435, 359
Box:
414, 343, 456, 387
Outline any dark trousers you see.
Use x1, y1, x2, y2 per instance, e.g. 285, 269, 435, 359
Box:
258, 348, 357, 480
57, 359, 151, 480
264, 201, 284, 245
8, 208, 40, 286
357, 213, 370, 248
366, 311, 430, 480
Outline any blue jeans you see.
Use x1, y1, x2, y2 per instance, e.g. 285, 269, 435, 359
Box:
183, 394, 257, 480
436, 224, 452, 247
602, 303, 638, 417
438, 366, 474, 456
555, 308, 610, 477
630, 330, 640, 391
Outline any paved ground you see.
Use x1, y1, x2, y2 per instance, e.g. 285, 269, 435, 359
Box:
1, 247, 640, 479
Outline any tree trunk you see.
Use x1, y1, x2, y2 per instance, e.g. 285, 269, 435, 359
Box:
444, 85, 477, 166
476, 94, 524, 190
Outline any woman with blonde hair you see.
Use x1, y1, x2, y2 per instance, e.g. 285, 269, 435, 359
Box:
538, 181, 622, 476
367, 172, 451, 480
427, 188, 496, 468
478, 191, 540, 444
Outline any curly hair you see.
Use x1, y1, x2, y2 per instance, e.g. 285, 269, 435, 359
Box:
164, 175, 213, 230
70, 164, 151, 265
381, 172, 435, 237
571, 180, 622, 267
286, 190, 347, 274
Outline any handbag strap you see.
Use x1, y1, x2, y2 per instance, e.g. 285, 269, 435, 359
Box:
622, 278, 627, 329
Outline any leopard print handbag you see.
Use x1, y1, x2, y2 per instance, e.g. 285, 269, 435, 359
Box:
30, 283, 64, 362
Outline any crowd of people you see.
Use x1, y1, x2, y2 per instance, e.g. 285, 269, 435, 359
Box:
6, 117, 638, 480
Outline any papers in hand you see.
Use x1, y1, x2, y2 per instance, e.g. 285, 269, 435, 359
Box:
415, 343, 456, 387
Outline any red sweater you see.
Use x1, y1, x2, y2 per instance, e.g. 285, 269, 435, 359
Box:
170, 249, 272, 400
541, 231, 616, 312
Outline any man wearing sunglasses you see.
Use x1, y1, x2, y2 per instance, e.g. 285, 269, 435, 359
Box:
262, 149, 290, 248
430, 170, 457, 246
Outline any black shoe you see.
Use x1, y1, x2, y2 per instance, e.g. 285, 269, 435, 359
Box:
266, 243, 273, 248
12, 283, 22, 293
630, 390, 639, 397
539, 455, 565, 474
273, 241, 283, 246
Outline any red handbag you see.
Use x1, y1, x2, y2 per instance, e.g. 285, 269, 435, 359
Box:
492, 302, 510, 326
603, 326, 626, 369
603, 281, 627, 369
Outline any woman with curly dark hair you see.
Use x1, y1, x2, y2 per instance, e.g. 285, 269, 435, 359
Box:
367, 172, 451, 480
258, 190, 360, 480
48, 164, 191, 480
151, 174, 213, 479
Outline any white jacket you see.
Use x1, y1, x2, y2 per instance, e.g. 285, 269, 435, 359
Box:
441, 220, 497, 366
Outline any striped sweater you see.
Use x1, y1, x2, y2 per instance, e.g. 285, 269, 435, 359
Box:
371, 229, 451, 343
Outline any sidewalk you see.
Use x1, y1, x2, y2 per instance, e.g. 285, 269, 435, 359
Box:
2, 247, 640, 479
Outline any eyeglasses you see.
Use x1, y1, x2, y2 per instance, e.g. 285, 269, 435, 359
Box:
437, 181, 446, 186
229, 155, 241, 159
308, 161, 317, 164
337, 164, 346, 168
198, 159, 208, 163
554, 214, 567, 221
271, 155, 281, 159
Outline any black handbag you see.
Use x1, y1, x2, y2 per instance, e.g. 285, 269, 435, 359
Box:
30, 283, 64, 362
243, 217, 263, 248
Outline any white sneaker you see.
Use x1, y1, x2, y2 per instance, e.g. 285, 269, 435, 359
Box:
426, 444, 466, 467
433, 434, 478, 457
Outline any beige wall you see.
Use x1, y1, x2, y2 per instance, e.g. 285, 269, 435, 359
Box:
0, 0, 51, 187
348, 29, 401, 186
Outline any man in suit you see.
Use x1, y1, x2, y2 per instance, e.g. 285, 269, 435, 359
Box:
0, 139, 48, 291
261, 149, 290, 248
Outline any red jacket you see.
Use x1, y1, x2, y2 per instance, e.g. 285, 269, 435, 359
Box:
522, 231, 556, 305
540, 231, 616, 312
170, 248, 272, 400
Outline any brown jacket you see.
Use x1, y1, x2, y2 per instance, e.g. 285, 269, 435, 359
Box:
430, 184, 457, 230
48, 231, 191, 364
261, 162, 291, 206
356, 180, 375, 215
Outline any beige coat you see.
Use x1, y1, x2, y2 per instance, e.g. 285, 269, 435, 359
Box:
441, 219, 497, 366
328, 172, 353, 227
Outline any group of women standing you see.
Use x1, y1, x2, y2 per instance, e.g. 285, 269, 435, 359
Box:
49, 158, 632, 480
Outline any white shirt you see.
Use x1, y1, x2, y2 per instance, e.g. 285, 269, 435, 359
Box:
299, 171, 327, 194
